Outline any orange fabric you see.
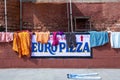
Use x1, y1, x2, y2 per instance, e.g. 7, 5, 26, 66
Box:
13, 32, 18, 52
36, 32, 42, 43
36, 32, 50, 44
13, 31, 31, 58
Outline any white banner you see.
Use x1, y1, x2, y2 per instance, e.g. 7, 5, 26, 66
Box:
31, 33, 91, 58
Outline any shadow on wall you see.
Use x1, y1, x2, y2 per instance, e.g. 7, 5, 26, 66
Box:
22, 2, 120, 32
72, 3, 104, 31
23, 3, 69, 32
33, 3, 68, 31
22, 2, 87, 32
72, 2, 120, 31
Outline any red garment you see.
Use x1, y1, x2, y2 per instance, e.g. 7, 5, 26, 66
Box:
52, 32, 59, 46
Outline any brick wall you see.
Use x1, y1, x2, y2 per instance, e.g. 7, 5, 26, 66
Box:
1, 2, 120, 31
22, 3, 68, 31
0, 2, 120, 68
0, 0, 20, 31
72, 2, 120, 31
0, 42, 120, 68
0, 0, 5, 27
22, 2, 120, 31
7, 0, 20, 31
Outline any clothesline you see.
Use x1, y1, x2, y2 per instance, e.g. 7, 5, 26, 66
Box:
0, 31, 120, 48
0, 30, 117, 33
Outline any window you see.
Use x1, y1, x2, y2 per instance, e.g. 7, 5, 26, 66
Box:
74, 16, 91, 32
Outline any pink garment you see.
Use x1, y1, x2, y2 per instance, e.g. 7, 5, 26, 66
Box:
0, 32, 6, 42
0, 32, 13, 42
52, 32, 59, 46
6, 32, 13, 42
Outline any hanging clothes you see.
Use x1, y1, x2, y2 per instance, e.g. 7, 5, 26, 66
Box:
6, 32, 13, 42
35, 31, 50, 44
12, 31, 31, 58
58, 31, 64, 35
52, 32, 59, 46
0, 32, 5, 42
89, 31, 109, 47
110, 32, 120, 48
65, 33, 77, 49
0, 32, 13, 42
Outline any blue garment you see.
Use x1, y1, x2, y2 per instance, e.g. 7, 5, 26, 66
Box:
89, 31, 109, 47
110, 32, 120, 48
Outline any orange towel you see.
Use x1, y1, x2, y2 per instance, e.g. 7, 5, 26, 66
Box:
13, 31, 31, 58
12, 32, 18, 52
36, 31, 50, 44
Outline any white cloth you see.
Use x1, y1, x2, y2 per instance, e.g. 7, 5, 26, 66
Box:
110, 32, 120, 48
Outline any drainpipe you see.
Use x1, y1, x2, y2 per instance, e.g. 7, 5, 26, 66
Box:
67, 3, 70, 32
20, 0, 22, 30
4, 0, 7, 32
69, 0, 73, 32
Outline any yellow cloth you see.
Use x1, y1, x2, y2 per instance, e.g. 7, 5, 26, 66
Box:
36, 31, 50, 44
13, 32, 18, 52
13, 31, 31, 58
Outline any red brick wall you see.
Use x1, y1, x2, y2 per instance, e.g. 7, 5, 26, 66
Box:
22, 2, 120, 31
72, 2, 120, 31
0, 0, 5, 26
0, 0, 20, 31
7, 0, 20, 31
0, 2, 120, 68
22, 3, 68, 31
1, 2, 120, 31
0, 42, 120, 68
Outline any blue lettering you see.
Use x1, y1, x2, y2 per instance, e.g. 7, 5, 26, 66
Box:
76, 42, 83, 52
32, 42, 37, 52
59, 42, 65, 52
51, 46, 57, 52
38, 43, 43, 52
66, 45, 69, 52
70, 47, 76, 52
44, 43, 50, 52
44, 43, 55, 55
32, 41, 90, 54
83, 42, 90, 52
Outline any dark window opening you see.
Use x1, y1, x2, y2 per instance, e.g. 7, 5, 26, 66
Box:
74, 16, 91, 32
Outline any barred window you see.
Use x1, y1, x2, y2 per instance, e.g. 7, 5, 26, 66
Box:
74, 16, 91, 32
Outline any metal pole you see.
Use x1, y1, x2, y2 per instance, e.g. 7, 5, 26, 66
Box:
70, 0, 73, 32
67, 3, 70, 32
4, 0, 7, 32
20, 0, 22, 30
